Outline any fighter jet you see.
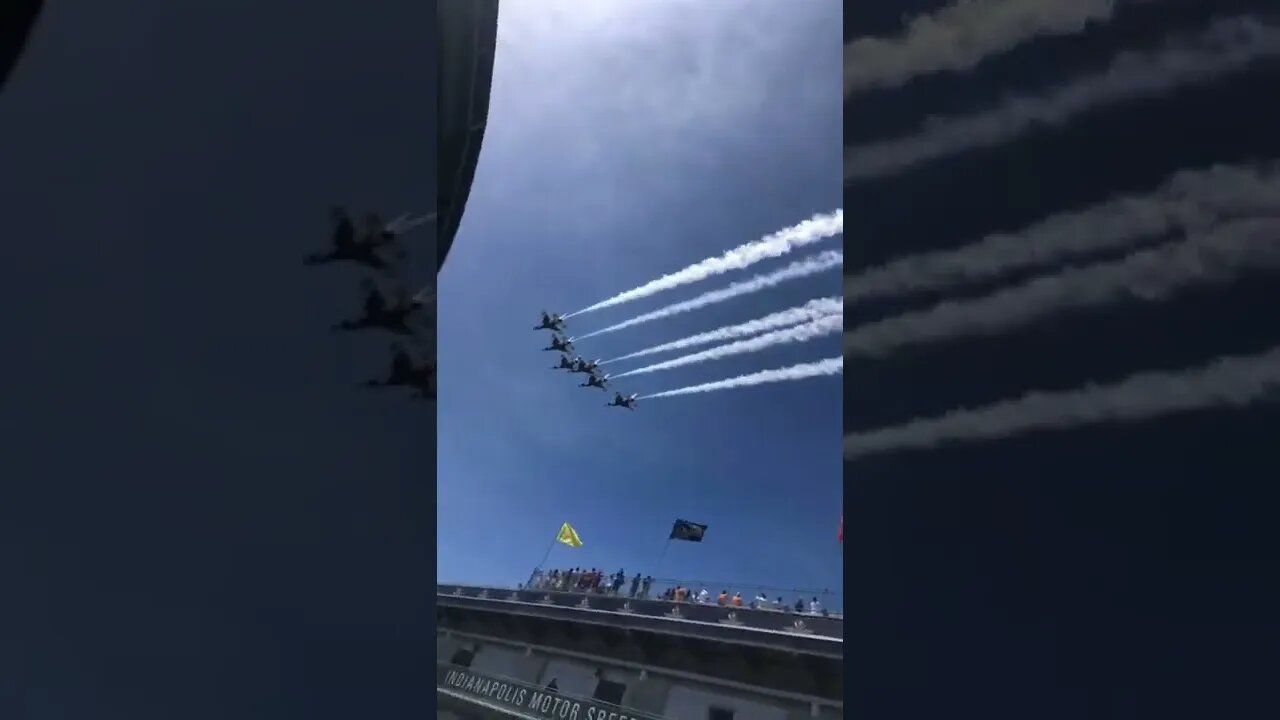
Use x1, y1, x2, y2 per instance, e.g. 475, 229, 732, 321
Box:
304, 207, 406, 274
606, 392, 638, 410
552, 355, 577, 371
364, 343, 435, 399
535, 311, 566, 332
571, 358, 601, 375
332, 281, 424, 336
542, 334, 574, 354
580, 372, 610, 391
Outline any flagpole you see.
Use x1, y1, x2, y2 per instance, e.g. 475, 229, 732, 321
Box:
653, 538, 673, 578
536, 530, 558, 571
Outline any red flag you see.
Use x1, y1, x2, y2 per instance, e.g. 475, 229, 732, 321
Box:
837, 515, 843, 542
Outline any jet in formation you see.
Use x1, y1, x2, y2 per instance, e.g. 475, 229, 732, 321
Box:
364, 343, 436, 399
535, 311, 566, 332
607, 392, 638, 410
303, 208, 407, 275
310, 207, 433, 406
536, 309, 637, 411
579, 372, 610, 391
543, 334, 574, 354
332, 280, 426, 336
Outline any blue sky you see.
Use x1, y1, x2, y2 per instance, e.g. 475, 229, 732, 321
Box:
437, 0, 844, 606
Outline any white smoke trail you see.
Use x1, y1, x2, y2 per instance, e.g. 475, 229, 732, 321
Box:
641, 357, 844, 400
565, 210, 843, 318
844, 345, 1280, 459
845, 0, 1119, 95
612, 314, 843, 379
844, 217, 1280, 358
574, 250, 844, 340
602, 297, 843, 365
847, 161, 1280, 304
844, 16, 1280, 182
386, 212, 434, 235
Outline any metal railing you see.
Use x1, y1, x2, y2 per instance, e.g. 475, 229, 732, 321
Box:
437, 662, 667, 720
521, 570, 842, 617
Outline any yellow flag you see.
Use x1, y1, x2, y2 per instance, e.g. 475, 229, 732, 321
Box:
556, 522, 583, 548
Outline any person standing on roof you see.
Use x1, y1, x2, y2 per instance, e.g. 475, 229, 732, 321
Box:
629, 573, 641, 598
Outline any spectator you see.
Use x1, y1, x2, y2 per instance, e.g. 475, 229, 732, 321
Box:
731, 592, 743, 607
674, 586, 688, 602
641, 576, 653, 599
696, 587, 710, 604
629, 573, 641, 598
776, 596, 785, 610
754, 592, 769, 608
794, 598, 805, 613
612, 569, 625, 595
809, 597, 823, 614
717, 590, 729, 606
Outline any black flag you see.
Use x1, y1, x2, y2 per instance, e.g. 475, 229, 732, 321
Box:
669, 519, 707, 542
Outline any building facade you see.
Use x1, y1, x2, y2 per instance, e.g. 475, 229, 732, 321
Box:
436, 584, 843, 720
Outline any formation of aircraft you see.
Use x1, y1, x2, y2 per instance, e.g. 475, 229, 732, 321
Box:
308, 206, 435, 402
579, 372, 610, 390
332, 280, 425, 336
536, 312, 639, 411
304, 208, 407, 276
535, 311, 566, 332
607, 392, 638, 410
543, 334, 574, 353
364, 343, 436, 399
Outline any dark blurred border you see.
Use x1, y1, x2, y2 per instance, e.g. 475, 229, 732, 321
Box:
0, 0, 44, 95
436, 0, 499, 273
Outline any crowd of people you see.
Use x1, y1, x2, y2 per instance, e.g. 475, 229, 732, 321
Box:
525, 567, 829, 616
528, 568, 653, 598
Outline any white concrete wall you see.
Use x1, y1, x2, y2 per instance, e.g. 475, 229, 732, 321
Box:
664, 685, 790, 720
469, 644, 526, 680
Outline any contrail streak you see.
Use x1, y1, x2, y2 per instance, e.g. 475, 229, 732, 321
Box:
612, 314, 843, 378
845, 0, 1119, 95
845, 16, 1280, 182
386, 212, 433, 235
846, 161, 1280, 304
574, 250, 844, 340
601, 297, 843, 365
565, 210, 843, 318
844, 345, 1280, 459
844, 218, 1280, 358
640, 357, 844, 400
